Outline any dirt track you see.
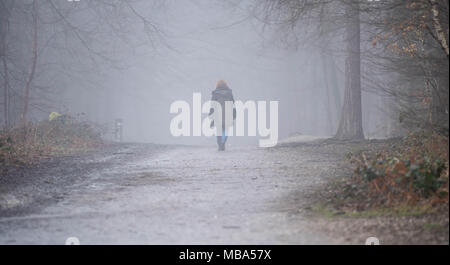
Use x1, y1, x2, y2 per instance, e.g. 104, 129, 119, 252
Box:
0, 142, 352, 244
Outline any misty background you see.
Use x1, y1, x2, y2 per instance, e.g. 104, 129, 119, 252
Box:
1, 0, 393, 146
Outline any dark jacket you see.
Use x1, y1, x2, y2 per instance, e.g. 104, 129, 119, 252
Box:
209, 84, 236, 129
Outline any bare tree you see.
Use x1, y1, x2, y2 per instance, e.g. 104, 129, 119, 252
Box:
335, 1, 364, 139
252, 0, 365, 139
361, 0, 449, 134
0, 0, 166, 128
0, 0, 12, 128
21, 0, 38, 126
249, 0, 449, 137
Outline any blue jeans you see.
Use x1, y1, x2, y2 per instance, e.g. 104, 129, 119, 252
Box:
216, 129, 228, 150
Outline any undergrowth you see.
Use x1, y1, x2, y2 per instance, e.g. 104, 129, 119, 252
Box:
0, 115, 104, 173
321, 131, 449, 216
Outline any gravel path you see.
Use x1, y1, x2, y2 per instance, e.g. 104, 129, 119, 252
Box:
0, 143, 346, 244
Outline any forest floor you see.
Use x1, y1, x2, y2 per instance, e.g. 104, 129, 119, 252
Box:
0, 137, 448, 244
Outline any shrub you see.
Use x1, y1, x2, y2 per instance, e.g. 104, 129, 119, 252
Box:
349, 131, 449, 208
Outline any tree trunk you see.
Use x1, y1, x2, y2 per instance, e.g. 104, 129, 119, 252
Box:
2, 56, 8, 128
1, 1, 10, 128
335, 2, 364, 140
321, 53, 334, 135
328, 56, 342, 121
22, 0, 38, 126
430, 0, 449, 58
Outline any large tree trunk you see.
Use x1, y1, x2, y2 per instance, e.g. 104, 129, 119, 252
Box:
335, 2, 364, 140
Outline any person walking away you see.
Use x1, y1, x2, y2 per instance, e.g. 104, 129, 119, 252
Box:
209, 80, 236, 151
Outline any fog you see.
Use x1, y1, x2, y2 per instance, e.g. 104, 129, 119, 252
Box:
22, 0, 388, 145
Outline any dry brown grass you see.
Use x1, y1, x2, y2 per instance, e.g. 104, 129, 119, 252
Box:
1, 117, 104, 171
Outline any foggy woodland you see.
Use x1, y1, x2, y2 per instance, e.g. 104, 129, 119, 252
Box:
1, 0, 447, 143
0, 0, 448, 245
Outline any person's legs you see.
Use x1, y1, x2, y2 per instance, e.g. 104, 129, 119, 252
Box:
216, 127, 228, 151
216, 135, 223, 150
221, 129, 228, 150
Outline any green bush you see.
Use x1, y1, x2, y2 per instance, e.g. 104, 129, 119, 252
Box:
405, 157, 447, 198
